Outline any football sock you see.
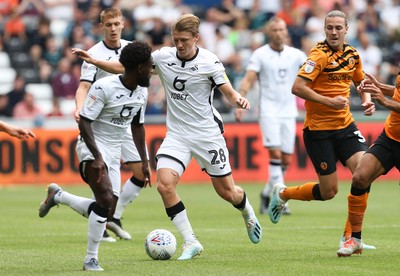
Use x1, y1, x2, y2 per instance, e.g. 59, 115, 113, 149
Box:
234, 192, 255, 219
85, 204, 108, 263
281, 182, 319, 201
166, 201, 197, 243
114, 177, 143, 219
343, 219, 352, 240
262, 159, 284, 197
55, 190, 94, 218
343, 189, 370, 239
348, 186, 369, 236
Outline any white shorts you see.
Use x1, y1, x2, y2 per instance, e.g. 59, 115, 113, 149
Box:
76, 138, 122, 197
121, 129, 149, 163
259, 116, 296, 154
156, 133, 232, 177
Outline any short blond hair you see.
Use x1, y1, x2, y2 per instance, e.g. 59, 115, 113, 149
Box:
171, 14, 200, 36
325, 10, 348, 28
100, 7, 122, 23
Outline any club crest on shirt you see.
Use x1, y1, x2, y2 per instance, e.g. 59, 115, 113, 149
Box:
87, 93, 96, 107
304, 60, 316, 73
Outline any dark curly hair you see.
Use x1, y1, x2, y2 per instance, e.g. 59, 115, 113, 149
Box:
119, 40, 152, 71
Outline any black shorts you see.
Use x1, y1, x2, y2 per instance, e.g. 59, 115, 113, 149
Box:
303, 122, 367, 175
367, 130, 400, 174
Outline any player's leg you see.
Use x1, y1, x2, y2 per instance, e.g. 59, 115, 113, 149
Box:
279, 117, 296, 215
260, 148, 283, 214
269, 128, 338, 224
156, 137, 202, 260
108, 132, 150, 240
211, 175, 262, 244
38, 183, 95, 218
156, 157, 203, 260
338, 132, 394, 256
258, 117, 284, 214
337, 152, 384, 256
108, 162, 146, 240
114, 163, 145, 219
82, 161, 114, 271
195, 135, 262, 243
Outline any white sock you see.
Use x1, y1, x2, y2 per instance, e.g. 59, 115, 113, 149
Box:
85, 210, 107, 262
55, 190, 94, 218
240, 196, 255, 219
114, 178, 142, 219
171, 209, 196, 243
262, 159, 284, 197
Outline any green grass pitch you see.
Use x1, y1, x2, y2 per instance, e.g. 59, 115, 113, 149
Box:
0, 181, 399, 275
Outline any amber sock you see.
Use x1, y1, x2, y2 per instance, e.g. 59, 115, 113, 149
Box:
343, 189, 370, 238
281, 182, 319, 201
348, 187, 369, 234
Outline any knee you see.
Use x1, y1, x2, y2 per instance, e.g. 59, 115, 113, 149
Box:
352, 171, 369, 189
97, 189, 114, 209
156, 178, 174, 197
321, 187, 338, 200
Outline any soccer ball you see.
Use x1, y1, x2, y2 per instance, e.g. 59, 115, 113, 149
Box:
145, 229, 177, 260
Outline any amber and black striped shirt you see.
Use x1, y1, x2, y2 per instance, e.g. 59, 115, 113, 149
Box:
297, 40, 364, 131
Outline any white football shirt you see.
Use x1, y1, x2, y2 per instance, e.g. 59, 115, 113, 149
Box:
247, 44, 307, 118
80, 39, 131, 83
152, 46, 227, 138
80, 75, 147, 148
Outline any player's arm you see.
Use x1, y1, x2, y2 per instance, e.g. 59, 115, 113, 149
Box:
218, 81, 250, 110
360, 79, 400, 112
361, 73, 395, 97
0, 121, 36, 139
72, 48, 124, 74
292, 76, 348, 110
235, 70, 257, 122
74, 81, 92, 122
239, 70, 258, 97
131, 121, 151, 187
78, 116, 106, 184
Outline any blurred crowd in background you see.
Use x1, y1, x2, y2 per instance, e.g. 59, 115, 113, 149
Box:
0, 0, 398, 124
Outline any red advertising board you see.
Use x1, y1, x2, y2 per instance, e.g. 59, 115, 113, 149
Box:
0, 122, 397, 185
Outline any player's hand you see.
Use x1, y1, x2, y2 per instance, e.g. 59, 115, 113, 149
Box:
92, 157, 106, 184
362, 101, 375, 116
142, 161, 152, 188
329, 95, 348, 109
363, 82, 387, 107
72, 48, 92, 63
74, 109, 81, 123
236, 96, 250, 110
365, 73, 379, 86
10, 128, 36, 139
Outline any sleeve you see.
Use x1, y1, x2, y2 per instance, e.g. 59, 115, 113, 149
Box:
79, 46, 98, 83
80, 82, 106, 121
151, 50, 160, 69
137, 88, 147, 124
246, 49, 262, 73
80, 60, 97, 83
297, 47, 327, 82
209, 55, 228, 86
353, 52, 365, 83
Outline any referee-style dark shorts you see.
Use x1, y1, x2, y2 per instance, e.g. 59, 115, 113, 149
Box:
303, 122, 368, 175
367, 129, 400, 174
